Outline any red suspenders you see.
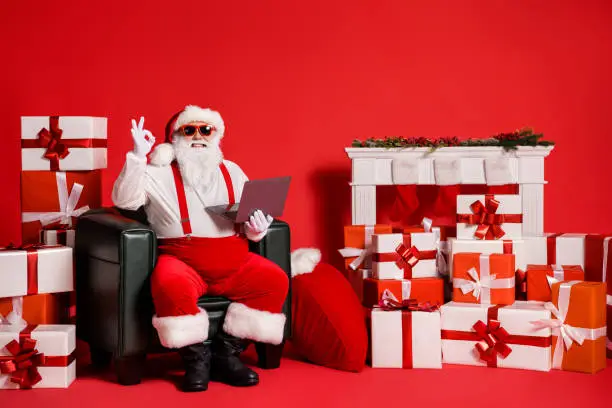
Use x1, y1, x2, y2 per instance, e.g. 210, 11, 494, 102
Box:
171, 161, 236, 237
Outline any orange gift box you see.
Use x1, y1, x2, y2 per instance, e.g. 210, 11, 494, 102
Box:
549, 281, 607, 373
341, 225, 392, 270
0, 293, 69, 325
362, 277, 443, 308
527, 265, 584, 301
452, 253, 515, 305
21, 170, 101, 244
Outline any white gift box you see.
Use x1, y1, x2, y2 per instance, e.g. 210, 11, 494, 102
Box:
40, 229, 76, 248
21, 116, 107, 171
371, 308, 442, 369
449, 239, 527, 277
0, 324, 76, 389
546, 233, 586, 268
441, 301, 552, 371
0, 245, 73, 298
456, 194, 523, 240
372, 233, 438, 280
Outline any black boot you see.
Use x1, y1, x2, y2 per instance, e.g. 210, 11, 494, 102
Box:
178, 343, 211, 392
211, 331, 259, 386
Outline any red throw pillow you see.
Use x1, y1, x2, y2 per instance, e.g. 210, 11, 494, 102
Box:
291, 261, 368, 372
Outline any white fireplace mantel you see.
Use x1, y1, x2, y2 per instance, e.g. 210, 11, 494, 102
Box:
345, 146, 554, 235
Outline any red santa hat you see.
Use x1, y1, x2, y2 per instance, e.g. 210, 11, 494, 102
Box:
149, 105, 225, 166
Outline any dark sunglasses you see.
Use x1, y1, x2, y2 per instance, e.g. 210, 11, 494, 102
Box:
179, 124, 216, 137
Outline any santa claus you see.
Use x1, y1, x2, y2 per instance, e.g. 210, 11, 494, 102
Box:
112, 105, 289, 392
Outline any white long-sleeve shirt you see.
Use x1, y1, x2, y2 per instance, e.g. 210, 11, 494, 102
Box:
112, 152, 249, 239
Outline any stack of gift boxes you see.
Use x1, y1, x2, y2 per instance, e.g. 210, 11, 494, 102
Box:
0, 116, 107, 389
340, 193, 611, 373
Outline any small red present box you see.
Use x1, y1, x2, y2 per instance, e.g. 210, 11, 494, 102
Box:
452, 253, 515, 305
526, 265, 584, 301
21, 170, 101, 244
362, 277, 443, 308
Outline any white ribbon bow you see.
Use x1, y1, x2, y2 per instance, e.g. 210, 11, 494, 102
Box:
545, 265, 566, 288
21, 172, 89, 226
457, 267, 489, 300
0, 297, 27, 326
338, 247, 371, 270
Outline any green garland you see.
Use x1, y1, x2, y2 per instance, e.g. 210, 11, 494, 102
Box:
351, 128, 554, 151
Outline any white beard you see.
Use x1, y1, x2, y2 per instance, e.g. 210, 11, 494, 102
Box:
173, 138, 223, 189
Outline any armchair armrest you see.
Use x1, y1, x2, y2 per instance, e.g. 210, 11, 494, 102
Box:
75, 208, 157, 357
248, 219, 292, 339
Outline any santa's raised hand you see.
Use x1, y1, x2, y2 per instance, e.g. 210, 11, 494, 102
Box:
131, 116, 156, 158
244, 209, 273, 241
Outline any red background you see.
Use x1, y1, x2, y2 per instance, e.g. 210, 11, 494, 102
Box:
2, 1, 612, 262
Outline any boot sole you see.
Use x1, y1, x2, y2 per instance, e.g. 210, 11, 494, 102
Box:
210, 376, 259, 387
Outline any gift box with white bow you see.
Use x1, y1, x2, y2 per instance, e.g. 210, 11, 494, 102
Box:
369, 293, 442, 369
538, 281, 608, 373
372, 232, 438, 280
21, 116, 107, 171
441, 301, 552, 371
21, 170, 101, 244
452, 253, 515, 305
456, 194, 523, 240
526, 265, 584, 301
0, 245, 73, 298
339, 225, 393, 271
0, 324, 76, 389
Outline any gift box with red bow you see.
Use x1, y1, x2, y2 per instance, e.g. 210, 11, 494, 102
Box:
0, 244, 73, 298
21, 116, 107, 171
456, 194, 523, 240
362, 277, 443, 308
441, 301, 552, 371
369, 293, 442, 369
371, 232, 438, 280
338, 225, 393, 271
0, 324, 76, 389
526, 265, 584, 301
21, 170, 101, 244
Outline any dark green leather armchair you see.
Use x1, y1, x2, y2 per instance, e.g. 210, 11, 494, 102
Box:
74, 208, 291, 385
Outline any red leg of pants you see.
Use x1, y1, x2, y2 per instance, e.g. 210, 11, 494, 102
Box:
152, 254, 208, 317
208, 252, 289, 313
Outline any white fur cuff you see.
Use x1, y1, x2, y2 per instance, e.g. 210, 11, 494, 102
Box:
223, 303, 286, 345
291, 248, 321, 277
152, 308, 209, 349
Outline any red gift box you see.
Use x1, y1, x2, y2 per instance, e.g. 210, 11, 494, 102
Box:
21, 170, 101, 244
526, 265, 585, 301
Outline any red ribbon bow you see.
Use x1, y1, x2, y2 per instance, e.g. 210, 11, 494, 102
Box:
378, 297, 439, 313
468, 197, 506, 240
37, 118, 70, 171
0, 337, 44, 389
395, 243, 421, 269
473, 319, 512, 364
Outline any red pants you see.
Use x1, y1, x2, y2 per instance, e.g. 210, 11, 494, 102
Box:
151, 236, 289, 348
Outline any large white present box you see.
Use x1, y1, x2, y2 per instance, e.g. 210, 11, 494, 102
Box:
371, 307, 442, 369
449, 238, 527, 277
0, 324, 76, 389
372, 233, 438, 280
441, 301, 552, 371
0, 245, 73, 298
546, 233, 586, 268
456, 194, 523, 240
21, 116, 107, 171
